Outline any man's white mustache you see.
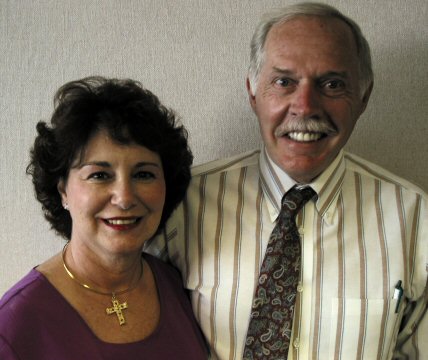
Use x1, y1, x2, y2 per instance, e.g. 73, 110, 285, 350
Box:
274, 118, 337, 137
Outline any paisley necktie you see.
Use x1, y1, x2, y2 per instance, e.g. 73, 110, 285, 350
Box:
244, 185, 316, 359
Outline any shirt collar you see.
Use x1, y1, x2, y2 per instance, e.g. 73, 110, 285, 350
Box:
259, 147, 346, 224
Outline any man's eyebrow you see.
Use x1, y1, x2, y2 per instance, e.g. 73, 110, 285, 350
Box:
272, 67, 295, 76
319, 71, 349, 79
271, 67, 349, 79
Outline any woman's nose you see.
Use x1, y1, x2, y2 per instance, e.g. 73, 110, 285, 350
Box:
110, 180, 136, 210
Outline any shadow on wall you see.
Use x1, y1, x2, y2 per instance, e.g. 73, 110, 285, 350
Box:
347, 37, 428, 190
190, 84, 261, 166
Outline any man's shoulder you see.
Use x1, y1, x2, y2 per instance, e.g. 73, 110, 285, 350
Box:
191, 149, 260, 177
344, 151, 427, 197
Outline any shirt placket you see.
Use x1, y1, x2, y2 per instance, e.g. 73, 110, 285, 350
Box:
290, 200, 316, 359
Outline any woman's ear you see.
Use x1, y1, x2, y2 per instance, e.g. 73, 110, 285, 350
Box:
57, 179, 68, 208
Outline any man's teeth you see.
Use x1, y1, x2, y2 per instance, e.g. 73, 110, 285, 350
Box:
288, 132, 322, 142
107, 219, 137, 225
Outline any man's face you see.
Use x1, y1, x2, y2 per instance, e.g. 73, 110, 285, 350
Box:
248, 16, 371, 183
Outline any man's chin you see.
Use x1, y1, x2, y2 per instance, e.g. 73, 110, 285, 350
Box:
273, 152, 334, 184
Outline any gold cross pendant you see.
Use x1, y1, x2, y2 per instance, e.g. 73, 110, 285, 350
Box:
106, 295, 128, 325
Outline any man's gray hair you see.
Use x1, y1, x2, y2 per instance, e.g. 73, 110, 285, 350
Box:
248, 2, 373, 96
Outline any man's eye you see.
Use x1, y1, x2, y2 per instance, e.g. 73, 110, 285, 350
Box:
323, 79, 345, 90
275, 78, 293, 87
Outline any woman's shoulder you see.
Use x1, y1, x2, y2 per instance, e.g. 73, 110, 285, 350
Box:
141, 253, 187, 299
0, 269, 44, 309
0, 269, 50, 336
142, 253, 181, 281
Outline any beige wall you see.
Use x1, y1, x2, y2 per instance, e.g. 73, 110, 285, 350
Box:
1, 0, 427, 294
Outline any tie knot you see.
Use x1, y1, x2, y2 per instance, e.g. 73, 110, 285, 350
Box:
281, 186, 316, 217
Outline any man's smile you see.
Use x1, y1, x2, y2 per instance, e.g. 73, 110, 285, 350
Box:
286, 131, 324, 142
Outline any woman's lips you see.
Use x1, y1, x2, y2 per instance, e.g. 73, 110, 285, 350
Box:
102, 217, 141, 230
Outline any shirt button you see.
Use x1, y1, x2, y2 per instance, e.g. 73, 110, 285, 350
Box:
298, 227, 304, 235
293, 339, 300, 349
297, 282, 303, 292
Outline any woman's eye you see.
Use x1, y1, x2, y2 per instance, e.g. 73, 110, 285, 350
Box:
134, 171, 155, 180
88, 172, 110, 180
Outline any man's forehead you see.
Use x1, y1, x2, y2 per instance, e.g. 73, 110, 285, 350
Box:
267, 15, 357, 51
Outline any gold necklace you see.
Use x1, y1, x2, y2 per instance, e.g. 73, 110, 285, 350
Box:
62, 243, 143, 326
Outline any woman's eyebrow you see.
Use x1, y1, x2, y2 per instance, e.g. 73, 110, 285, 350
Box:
135, 162, 162, 169
77, 161, 111, 169
76, 161, 161, 169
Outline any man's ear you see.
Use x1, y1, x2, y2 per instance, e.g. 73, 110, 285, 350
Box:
246, 77, 257, 112
360, 81, 373, 115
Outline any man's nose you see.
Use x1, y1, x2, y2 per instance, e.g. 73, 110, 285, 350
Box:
289, 83, 322, 118
111, 179, 136, 210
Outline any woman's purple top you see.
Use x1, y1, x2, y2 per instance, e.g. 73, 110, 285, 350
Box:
0, 254, 208, 359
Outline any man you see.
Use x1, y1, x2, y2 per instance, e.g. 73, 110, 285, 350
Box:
146, 3, 427, 359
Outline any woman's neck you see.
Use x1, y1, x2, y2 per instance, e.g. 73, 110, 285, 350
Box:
63, 241, 143, 294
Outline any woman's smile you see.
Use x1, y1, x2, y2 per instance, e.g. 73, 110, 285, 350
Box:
102, 217, 143, 230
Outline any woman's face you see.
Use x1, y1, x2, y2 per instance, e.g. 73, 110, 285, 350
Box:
58, 130, 166, 257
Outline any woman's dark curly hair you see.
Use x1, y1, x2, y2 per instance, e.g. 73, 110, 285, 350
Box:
27, 76, 193, 239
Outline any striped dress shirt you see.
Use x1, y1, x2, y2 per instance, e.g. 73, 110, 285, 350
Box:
145, 148, 427, 360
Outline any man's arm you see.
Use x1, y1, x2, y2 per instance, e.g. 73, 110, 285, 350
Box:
394, 279, 428, 359
394, 194, 428, 359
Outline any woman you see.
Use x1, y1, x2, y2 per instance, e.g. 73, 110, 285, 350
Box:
0, 77, 207, 359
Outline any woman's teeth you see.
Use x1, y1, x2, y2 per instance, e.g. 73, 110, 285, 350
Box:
107, 219, 138, 225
